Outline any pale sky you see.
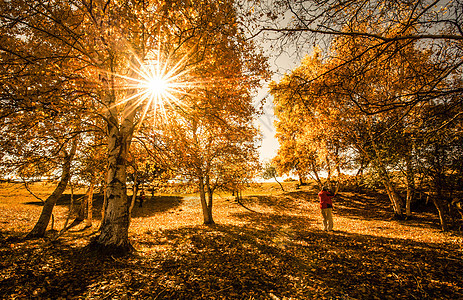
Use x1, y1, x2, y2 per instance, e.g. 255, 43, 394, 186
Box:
255, 49, 300, 163
255, 87, 278, 162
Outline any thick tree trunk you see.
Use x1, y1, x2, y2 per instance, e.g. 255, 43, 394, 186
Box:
90, 57, 139, 255
27, 139, 77, 238
91, 126, 133, 254
405, 189, 412, 219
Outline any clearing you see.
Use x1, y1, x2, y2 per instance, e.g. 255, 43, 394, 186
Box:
0, 182, 462, 299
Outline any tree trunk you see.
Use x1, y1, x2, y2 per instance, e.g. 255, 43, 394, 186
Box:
368, 129, 403, 217
405, 155, 414, 219
86, 179, 94, 228
432, 196, 449, 231
296, 169, 305, 186
91, 124, 133, 254
405, 189, 412, 219
205, 175, 214, 224
325, 156, 332, 183
198, 176, 214, 225
27, 139, 77, 238
90, 57, 139, 255
60, 182, 75, 233
68, 176, 95, 229
380, 175, 404, 217
129, 170, 138, 218
273, 175, 285, 191
310, 160, 323, 188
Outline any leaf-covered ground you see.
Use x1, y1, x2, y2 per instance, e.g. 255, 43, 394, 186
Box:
1, 182, 462, 299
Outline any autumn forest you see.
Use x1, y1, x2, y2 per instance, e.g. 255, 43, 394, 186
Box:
1, 1, 463, 299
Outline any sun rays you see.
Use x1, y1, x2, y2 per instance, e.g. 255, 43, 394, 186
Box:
105, 47, 245, 129
108, 49, 195, 127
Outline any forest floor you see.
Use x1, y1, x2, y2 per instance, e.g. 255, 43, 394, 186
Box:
0, 181, 462, 299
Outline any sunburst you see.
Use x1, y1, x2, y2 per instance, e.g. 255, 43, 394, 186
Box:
111, 50, 194, 127
146, 75, 169, 98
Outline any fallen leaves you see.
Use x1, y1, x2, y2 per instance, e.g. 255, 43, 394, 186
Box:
1, 184, 463, 299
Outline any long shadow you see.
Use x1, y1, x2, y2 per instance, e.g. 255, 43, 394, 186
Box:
239, 192, 311, 212
2, 222, 461, 299
3, 185, 462, 300
334, 191, 443, 230
267, 189, 442, 229
24, 194, 183, 220
131, 195, 183, 218
334, 191, 394, 220
132, 225, 463, 299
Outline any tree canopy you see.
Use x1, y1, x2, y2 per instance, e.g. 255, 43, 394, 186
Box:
0, 0, 269, 253
269, 5, 463, 229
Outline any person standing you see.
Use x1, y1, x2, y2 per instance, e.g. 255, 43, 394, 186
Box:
318, 186, 335, 231
139, 190, 145, 208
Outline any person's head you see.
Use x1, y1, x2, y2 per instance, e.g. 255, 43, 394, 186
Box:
322, 186, 327, 191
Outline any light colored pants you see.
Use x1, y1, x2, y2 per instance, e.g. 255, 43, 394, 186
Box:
321, 208, 333, 231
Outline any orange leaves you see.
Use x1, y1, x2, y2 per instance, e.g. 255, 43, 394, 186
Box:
2, 182, 463, 299
270, 49, 347, 180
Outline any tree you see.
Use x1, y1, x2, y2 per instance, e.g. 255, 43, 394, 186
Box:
262, 161, 285, 191
256, 0, 463, 112
270, 49, 347, 190
148, 64, 267, 225
269, 31, 456, 220
0, 0, 268, 253
25, 137, 78, 237
414, 101, 463, 230
137, 0, 269, 225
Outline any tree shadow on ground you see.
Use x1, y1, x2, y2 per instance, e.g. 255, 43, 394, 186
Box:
334, 191, 394, 220
131, 196, 183, 218
24, 194, 183, 220
239, 192, 312, 213
23, 193, 104, 209
335, 191, 443, 229
2, 222, 462, 300
276, 189, 442, 229
3, 189, 461, 299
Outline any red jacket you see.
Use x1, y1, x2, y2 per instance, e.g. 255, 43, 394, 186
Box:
318, 190, 334, 209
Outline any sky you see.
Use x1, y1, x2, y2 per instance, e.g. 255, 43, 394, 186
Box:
255, 50, 300, 163
255, 87, 278, 162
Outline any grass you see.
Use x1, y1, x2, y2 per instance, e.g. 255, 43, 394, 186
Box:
0, 181, 462, 299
